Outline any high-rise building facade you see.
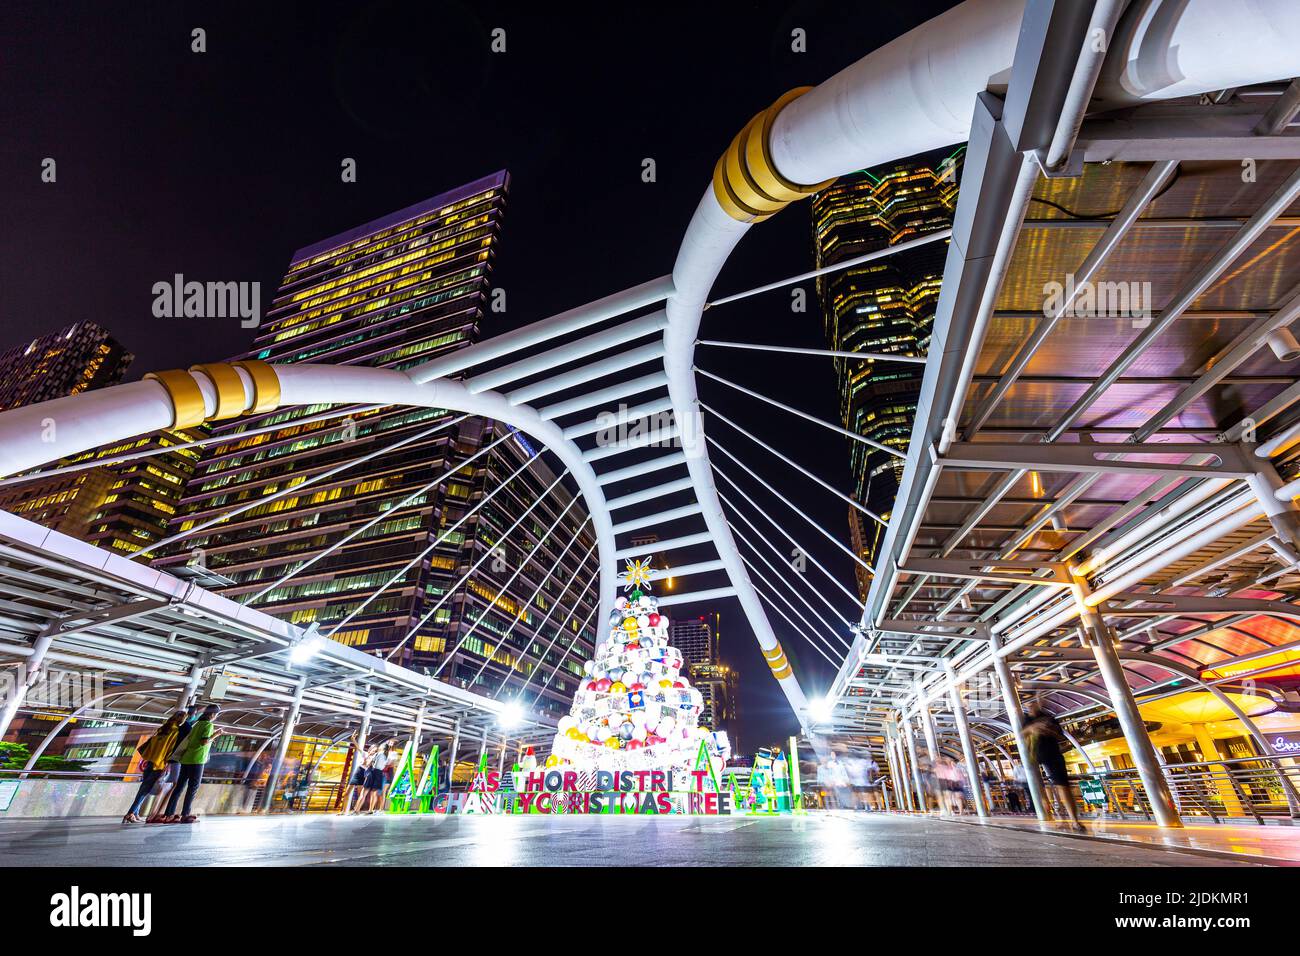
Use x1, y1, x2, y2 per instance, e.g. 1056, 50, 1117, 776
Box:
152, 173, 597, 718
669, 612, 736, 744
0, 321, 203, 554
0, 321, 132, 412
670, 614, 714, 667
812, 149, 961, 594
0, 427, 204, 555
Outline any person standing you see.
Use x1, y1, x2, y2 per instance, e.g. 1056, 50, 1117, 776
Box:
342, 736, 371, 815
159, 704, 223, 823
123, 711, 186, 824
362, 742, 391, 813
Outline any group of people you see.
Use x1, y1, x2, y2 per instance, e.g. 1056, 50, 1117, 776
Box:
818, 700, 1085, 826
122, 703, 222, 825
124, 713, 410, 822
341, 738, 398, 814
819, 751, 885, 810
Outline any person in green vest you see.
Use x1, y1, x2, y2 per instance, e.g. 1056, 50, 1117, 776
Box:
159, 704, 223, 823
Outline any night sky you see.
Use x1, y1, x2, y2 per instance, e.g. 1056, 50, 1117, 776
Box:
1, 0, 958, 748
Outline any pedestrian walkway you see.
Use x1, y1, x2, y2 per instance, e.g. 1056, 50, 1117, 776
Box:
936, 813, 1300, 866
0, 811, 1274, 867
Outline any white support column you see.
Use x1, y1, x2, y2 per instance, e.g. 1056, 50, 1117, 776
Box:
901, 716, 927, 813
411, 700, 426, 759
894, 732, 914, 812
920, 686, 941, 764
989, 631, 1051, 822
261, 683, 304, 814
885, 723, 908, 812
0, 630, 55, 743
945, 661, 988, 819
447, 719, 462, 786
1070, 569, 1182, 828
178, 663, 206, 710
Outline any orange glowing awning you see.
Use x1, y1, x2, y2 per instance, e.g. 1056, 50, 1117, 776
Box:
1137, 691, 1275, 725
1202, 648, 1300, 682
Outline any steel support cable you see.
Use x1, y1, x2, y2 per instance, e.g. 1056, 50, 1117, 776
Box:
708, 436, 874, 573
404, 463, 569, 668
530, 601, 603, 705
132, 413, 469, 560
740, 561, 839, 668
734, 544, 848, 661
508, 569, 598, 700
246, 426, 521, 604
459, 493, 586, 685
695, 366, 904, 459
0, 404, 386, 490
719, 491, 856, 635
423, 468, 572, 671
328, 447, 545, 642
494, 539, 599, 700
696, 341, 924, 365
471, 516, 594, 688
729, 523, 853, 655
700, 400, 886, 526
714, 474, 864, 607
704, 228, 952, 309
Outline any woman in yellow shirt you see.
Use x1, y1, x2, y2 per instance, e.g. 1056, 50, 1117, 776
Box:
123, 711, 187, 824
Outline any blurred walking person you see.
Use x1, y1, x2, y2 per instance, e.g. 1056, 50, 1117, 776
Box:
1025, 703, 1082, 830
845, 754, 868, 810
863, 755, 884, 810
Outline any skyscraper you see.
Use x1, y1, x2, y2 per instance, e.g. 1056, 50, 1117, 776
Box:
152, 172, 596, 718
0, 321, 132, 412
670, 615, 714, 667
812, 149, 961, 593
0, 427, 205, 554
0, 322, 202, 553
669, 612, 736, 744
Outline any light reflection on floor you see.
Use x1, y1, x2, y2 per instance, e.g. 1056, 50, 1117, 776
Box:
946, 814, 1300, 865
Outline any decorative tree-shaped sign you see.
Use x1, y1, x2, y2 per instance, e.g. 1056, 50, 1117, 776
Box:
547, 556, 729, 775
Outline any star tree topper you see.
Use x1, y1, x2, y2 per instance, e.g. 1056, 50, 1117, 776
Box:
622, 557, 654, 593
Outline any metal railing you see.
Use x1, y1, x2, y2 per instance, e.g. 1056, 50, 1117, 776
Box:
962, 755, 1300, 823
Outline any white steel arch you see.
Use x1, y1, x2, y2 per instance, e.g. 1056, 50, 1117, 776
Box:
0, 361, 621, 636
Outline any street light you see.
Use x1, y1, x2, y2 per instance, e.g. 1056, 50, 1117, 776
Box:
808, 696, 835, 725
499, 700, 525, 729
289, 624, 323, 665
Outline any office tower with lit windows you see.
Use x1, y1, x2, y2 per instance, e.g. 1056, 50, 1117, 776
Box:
152, 172, 596, 718
670, 614, 715, 666
0, 321, 132, 412
0, 322, 204, 553
667, 612, 736, 743
0, 427, 205, 554
812, 148, 961, 594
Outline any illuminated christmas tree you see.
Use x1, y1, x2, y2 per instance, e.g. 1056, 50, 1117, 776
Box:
547, 557, 730, 774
